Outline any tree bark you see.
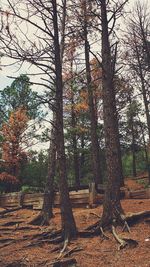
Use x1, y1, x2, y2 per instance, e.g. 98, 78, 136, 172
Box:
137, 6, 150, 70
100, 0, 124, 226
134, 42, 150, 141
52, 0, 77, 239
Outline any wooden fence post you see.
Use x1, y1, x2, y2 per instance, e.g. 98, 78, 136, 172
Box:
89, 182, 96, 208
18, 192, 25, 208
124, 188, 130, 199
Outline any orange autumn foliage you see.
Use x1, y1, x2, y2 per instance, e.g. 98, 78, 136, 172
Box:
0, 172, 18, 184
74, 100, 88, 113
74, 89, 89, 113
1, 107, 29, 177
90, 58, 102, 92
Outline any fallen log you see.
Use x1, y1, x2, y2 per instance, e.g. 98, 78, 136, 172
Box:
84, 210, 150, 231
125, 211, 150, 224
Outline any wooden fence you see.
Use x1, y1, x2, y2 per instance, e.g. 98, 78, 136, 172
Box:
0, 189, 92, 210
0, 184, 149, 210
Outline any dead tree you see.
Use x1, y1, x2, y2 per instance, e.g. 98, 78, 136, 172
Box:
52, 0, 77, 238
30, 0, 70, 226
124, 1, 150, 141
0, 0, 77, 239
98, 0, 127, 229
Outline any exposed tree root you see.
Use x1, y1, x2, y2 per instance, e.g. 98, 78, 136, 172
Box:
30, 229, 62, 241
125, 211, 150, 225
85, 210, 150, 232
112, 225, 138, 250
122, 221, 131, 233
0, 237, 28, 249
13, 226, 40, 231
81, 210, 150, 249
0, 238, 16, 244
89, 212, 101, 218
62, 246, 83, 258
100, 226, 109, 240
0, 226, 41, 232
57, 236, 69, 259
0, 240, 16, 249
28, 212, 53, 226
5, 210, 148, 252
52, 245, 82, 257
1, 221, 23, 227
17, 210, 150, 251
0, 208, 22, 217
79, 226, 109, 240
85, 221, 100, 232
112, 225, 128, 250
23, 229, 63, 247
78, 230, 100, 238
25, 236, 64, 248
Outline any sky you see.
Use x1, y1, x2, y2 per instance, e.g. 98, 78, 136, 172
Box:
0, 0, 146, 91
0, 0, 148, 151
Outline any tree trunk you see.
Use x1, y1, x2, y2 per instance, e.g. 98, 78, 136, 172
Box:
83, 0, 102, 185
138, 13, 150, 70
131, 122, 137, 178
52, 0, 77, 239
41, 115, 56, 220
71, 95, 80, 189
100, 0, 124, 226
141, 81, 150, 142
80, 132, 85, 181
139, 118, 150, 185
135, 43, 150, 141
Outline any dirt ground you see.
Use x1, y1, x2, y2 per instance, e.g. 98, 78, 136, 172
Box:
0, 179, 150, 267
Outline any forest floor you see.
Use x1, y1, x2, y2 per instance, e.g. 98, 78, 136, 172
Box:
0, 177, 150, 267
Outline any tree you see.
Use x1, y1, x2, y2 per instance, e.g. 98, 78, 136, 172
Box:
124, 1, 150, 141
98, 0, 126, 229
0, 172, 19, 192
0, 74, 44, 189
82, 0, 102, 185
1, 107, 28, 186
0, 0, 77, 239
52, 0, 77, 238
63, 45, 81, 188
0, 74, 40, 125
21, 149, 48, 189
67, 0, 103, 186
